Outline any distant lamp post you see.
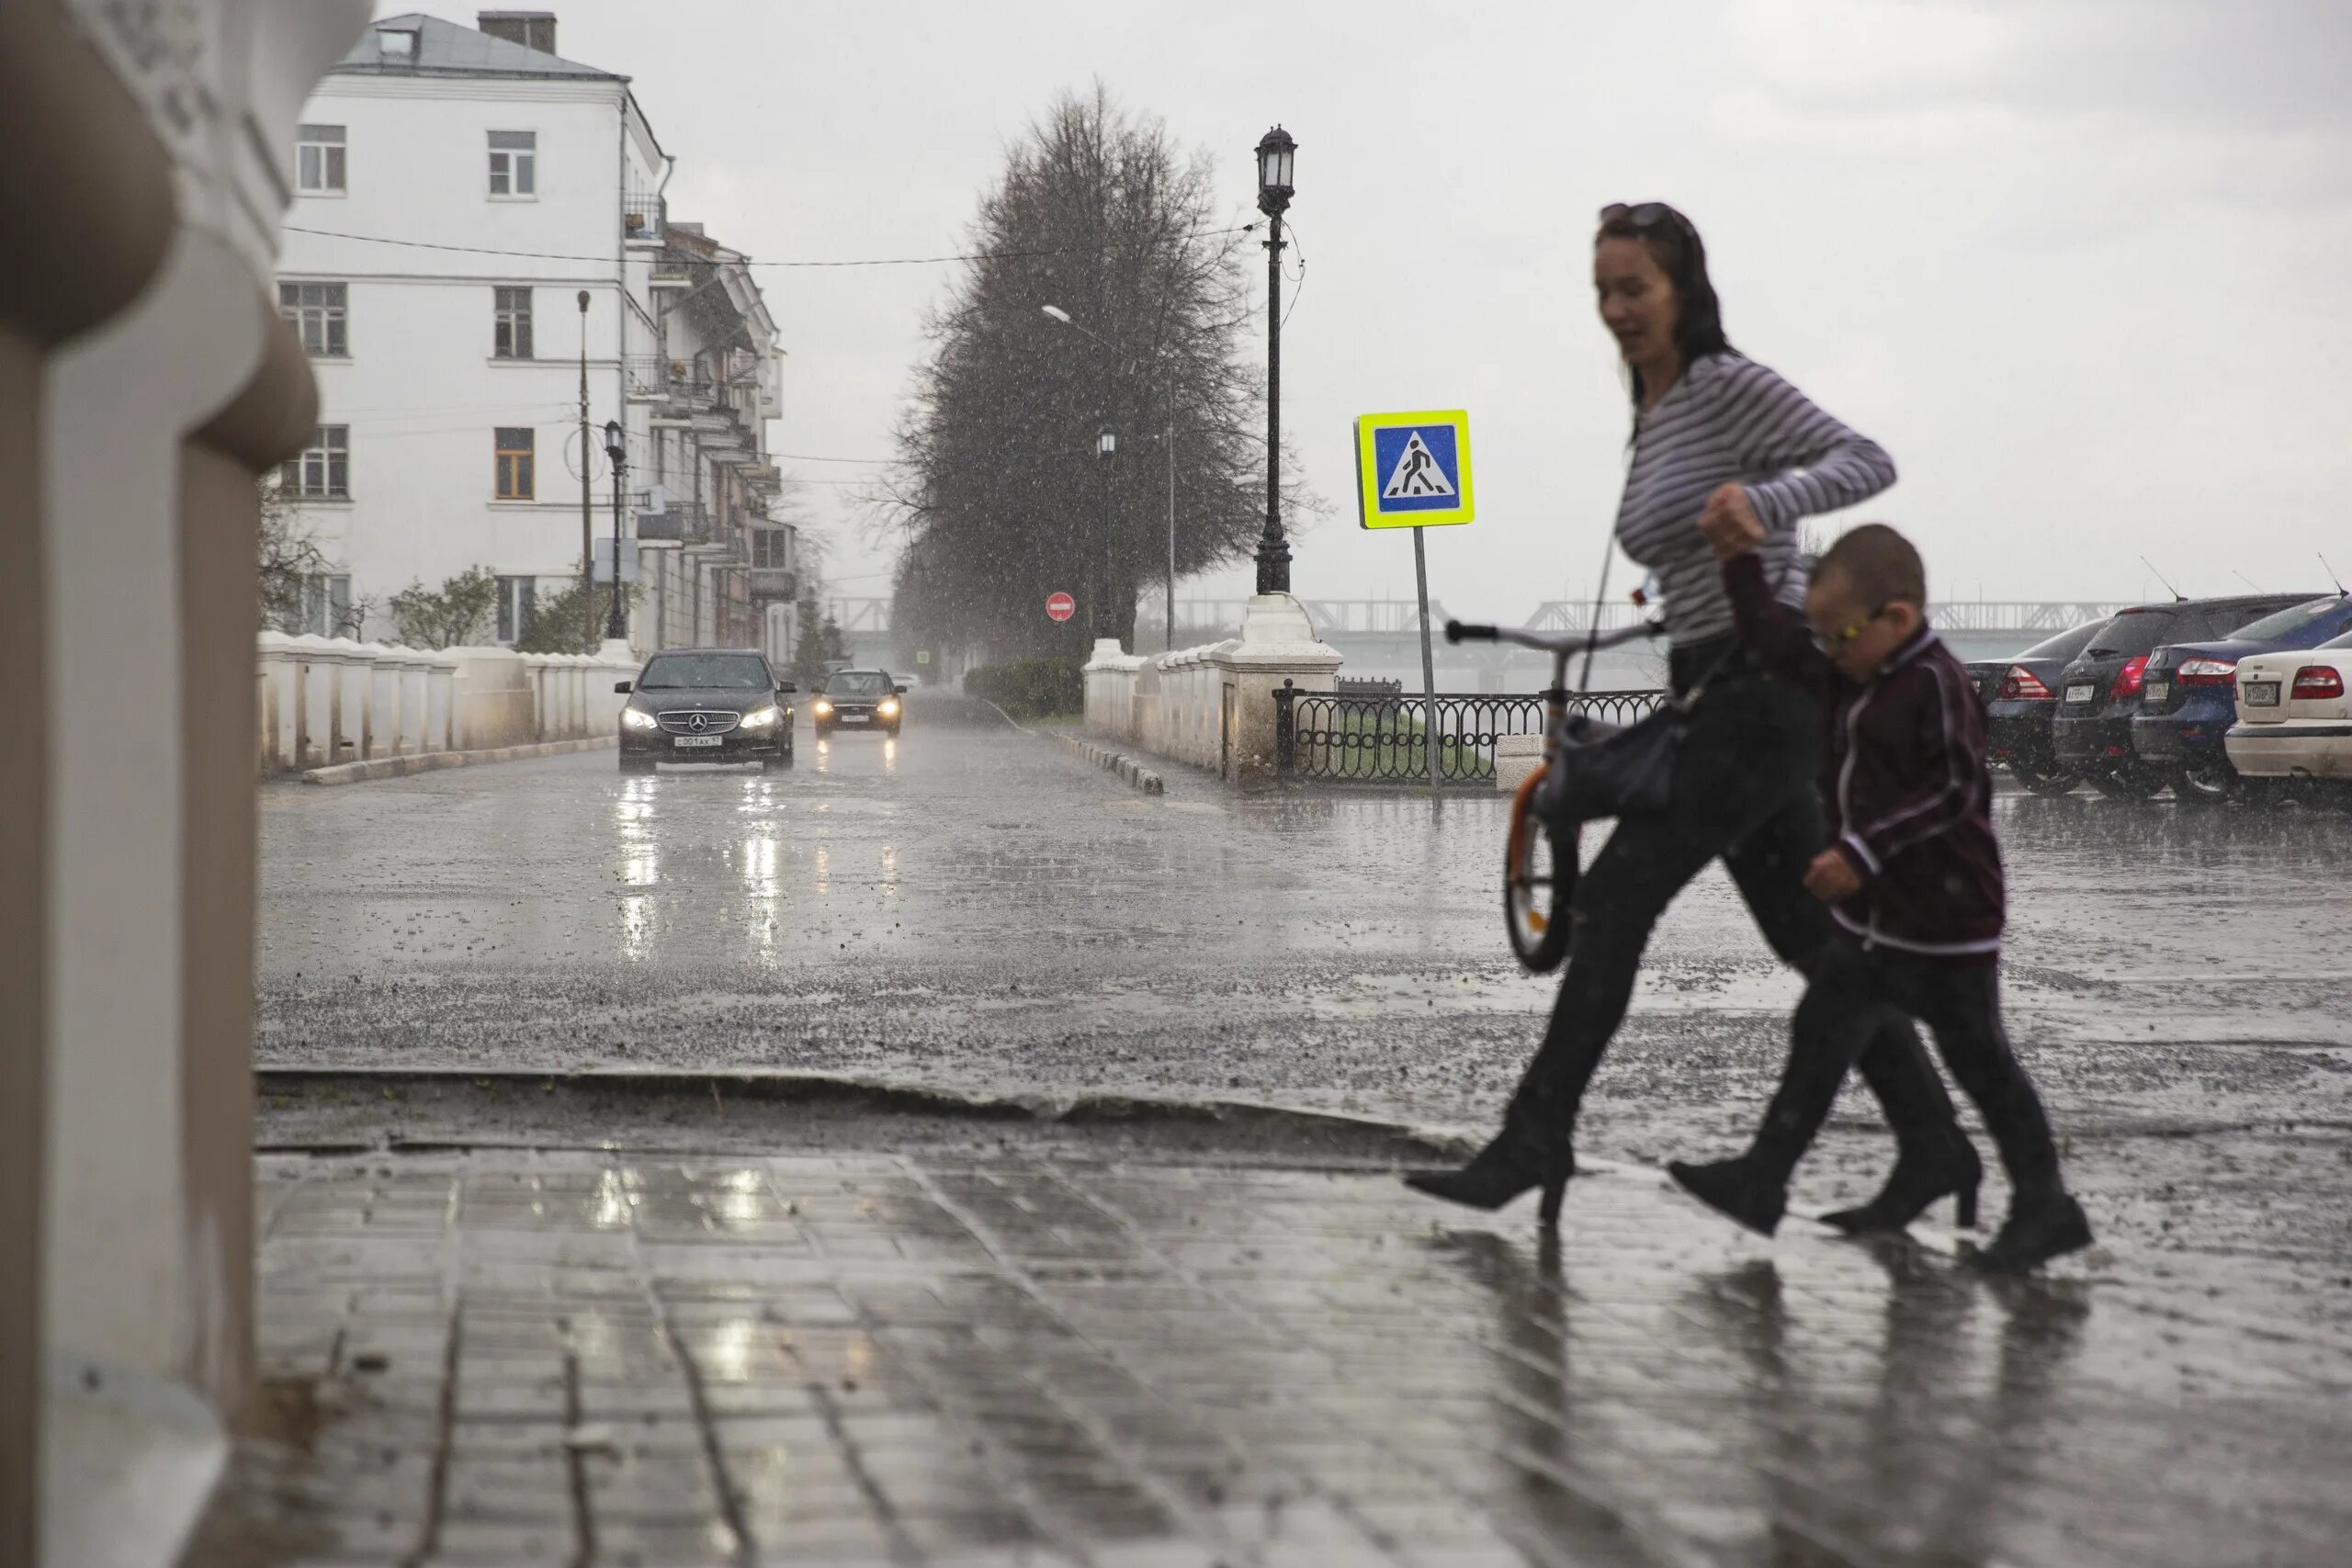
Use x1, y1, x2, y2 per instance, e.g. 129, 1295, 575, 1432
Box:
602, 419, 628, 642
1253, 125, 1295, 596
1044, 304, 1181, 652
1095, 426, 1116, 640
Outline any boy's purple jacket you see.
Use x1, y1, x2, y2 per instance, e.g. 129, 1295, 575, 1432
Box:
1722, 552, 2005, 964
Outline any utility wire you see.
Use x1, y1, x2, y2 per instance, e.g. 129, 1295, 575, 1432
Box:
281, 222, 1259, 270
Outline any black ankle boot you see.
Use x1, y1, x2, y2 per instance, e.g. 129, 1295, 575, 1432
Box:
1821, 1130, 1984, 1234
1968, 1191, 2092, 1274
1666, 1155, 1789, 1237
1405, 1127, 1572, 1226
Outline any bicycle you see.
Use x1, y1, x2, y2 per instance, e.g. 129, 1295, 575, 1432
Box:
1443, 615, 1663, 972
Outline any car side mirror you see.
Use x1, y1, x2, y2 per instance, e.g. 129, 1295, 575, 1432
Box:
776, 680, 797, 694
614, 681, 632, 694
894, 684, 909, 695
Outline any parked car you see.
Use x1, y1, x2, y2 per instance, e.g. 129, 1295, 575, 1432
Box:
615, 647, 796, 773
811, 668, 907, 739
2131, 594, 2352, 803
2226, 629, 2352, 795
2052, 593, 2318, 798
1966, 620, 2104, 795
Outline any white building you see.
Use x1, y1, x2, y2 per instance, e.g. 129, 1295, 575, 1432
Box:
275, 9, 797, 657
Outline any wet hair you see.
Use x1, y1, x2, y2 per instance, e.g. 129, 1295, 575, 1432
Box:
1814, 524, 1928, 609
1595, 203, 1733, 404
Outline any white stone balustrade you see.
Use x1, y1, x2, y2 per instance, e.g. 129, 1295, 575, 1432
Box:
1082, 594, 1343, 782
254, 633, 637, 774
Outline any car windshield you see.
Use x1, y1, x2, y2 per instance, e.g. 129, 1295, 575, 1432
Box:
2221, 596, 2345, 641
2015, 622, 2101, 663
638, 654, 771, 690
2083, 607, 2183, 660
826, 671, 891, 697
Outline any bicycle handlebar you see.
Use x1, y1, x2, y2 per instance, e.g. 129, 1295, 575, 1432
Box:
1445, 617, 1666, 654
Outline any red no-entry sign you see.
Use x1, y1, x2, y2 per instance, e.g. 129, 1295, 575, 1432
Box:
1046, 592, 1076, 623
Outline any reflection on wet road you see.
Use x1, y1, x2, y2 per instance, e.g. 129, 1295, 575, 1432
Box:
259, 694, 2352, 1325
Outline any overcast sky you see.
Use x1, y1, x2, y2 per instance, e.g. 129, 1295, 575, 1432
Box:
384, 1, 2350, 618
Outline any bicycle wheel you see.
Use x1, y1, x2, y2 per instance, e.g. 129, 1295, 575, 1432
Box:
1505, 761, 1577, 973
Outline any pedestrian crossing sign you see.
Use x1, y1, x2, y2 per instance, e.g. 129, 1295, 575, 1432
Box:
1354, 410, 1474, 529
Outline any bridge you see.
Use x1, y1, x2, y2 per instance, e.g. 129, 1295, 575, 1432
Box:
825, 595, 2132, 677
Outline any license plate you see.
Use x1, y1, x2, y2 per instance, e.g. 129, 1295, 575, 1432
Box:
836, 713, 868, 724
2245, 682, 2280, 707
673, 734, 723, 748
2144, 681, 2169, 704
2065, 683, 2095, 704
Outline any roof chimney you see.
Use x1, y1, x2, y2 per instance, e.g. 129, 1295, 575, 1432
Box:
478, 11, 557, 54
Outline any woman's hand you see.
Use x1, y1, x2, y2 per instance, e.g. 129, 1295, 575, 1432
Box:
1804, 848, 1863, 903
1698, 484, 1766, 559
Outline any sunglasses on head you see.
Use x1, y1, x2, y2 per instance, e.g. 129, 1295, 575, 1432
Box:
1600, 202, 1693, 238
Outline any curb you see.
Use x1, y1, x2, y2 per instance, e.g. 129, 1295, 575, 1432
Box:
253, 1066, 1465, 1159
1049, 730, 1165, 795
297, 734, 616, 786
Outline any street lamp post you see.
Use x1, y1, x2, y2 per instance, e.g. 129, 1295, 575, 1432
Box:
602, 419, 628, 643
1042, 303, 1180, 651
1253, 125, 1295, 597
578, 290, 593, 587
1095, 427, 1116, 642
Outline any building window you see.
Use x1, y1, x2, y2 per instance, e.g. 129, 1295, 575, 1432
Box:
278, 281, 348, 357
376, 26, 417, 60
488, 131, 537, 197
284, 574, 356, 637
492, 287, 533, 359
298, 124, 345, 193
495, 577, 537, 644
281, 426, 349, 498
494, 427, 536, 500
752, 527, 790, 569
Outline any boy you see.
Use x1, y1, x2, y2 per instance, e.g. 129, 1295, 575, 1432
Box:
1671, 500, 2091, 1273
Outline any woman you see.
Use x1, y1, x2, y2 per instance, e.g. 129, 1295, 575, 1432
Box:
1407, 202, 1980, 1230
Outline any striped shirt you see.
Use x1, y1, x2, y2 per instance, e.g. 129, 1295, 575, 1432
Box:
1614, 353, 1897, 647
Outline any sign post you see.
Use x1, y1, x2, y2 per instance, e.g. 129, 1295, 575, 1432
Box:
1353, 410, 1476, 790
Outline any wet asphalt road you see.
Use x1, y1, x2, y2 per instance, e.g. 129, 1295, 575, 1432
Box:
259, 693, 2352, 1322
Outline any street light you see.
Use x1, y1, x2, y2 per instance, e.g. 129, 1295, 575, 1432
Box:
1043, 303, 1180, 652
1095, 426, 1116, 642
602, 419, 628, 642
1253, 125, 1295, 596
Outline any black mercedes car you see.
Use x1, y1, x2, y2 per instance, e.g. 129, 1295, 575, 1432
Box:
811, 668, 907, 739
615, 648, 796, 773
1965, 619, 2103, 795
2052, 593, 2312, 798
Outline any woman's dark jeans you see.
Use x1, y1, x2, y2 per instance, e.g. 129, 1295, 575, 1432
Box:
1504, 637, 1962, 1156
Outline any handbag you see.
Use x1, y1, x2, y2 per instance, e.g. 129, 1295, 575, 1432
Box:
1541, 700, 1685, 826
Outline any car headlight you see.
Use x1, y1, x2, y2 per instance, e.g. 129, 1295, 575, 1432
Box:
739, 705, 779, 730
877, 698, 900, 716
623, 708, 659, 730
812, 699, 832, 716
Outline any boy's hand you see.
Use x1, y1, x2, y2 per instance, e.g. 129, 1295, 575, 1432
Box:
1698, 485, 1767, 560
1804, 848, 1862, 903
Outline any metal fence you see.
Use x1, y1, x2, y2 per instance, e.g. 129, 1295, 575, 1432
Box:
1272, 682, 1662, 785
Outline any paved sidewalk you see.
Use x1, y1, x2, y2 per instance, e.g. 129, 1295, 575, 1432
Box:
196, 1144, 2352, 1568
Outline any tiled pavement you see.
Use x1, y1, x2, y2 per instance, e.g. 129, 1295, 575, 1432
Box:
193, 1147, 2352, 1568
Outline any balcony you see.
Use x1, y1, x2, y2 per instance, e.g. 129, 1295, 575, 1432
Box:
746, 567, 797, 602
623, 355, 722, 410
635, 502, 720, 545
622, 189, 664, 245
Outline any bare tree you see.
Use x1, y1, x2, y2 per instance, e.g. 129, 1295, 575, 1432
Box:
256, 478, 329, 631
870, 85, 1306, 661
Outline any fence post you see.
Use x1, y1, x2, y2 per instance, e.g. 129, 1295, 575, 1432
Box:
1274, 679, 1295, 773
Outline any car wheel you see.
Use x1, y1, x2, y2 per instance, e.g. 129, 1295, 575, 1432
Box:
814, 725, 831, 740
2091, 766, 2165, 801
620, 755, 653, 776
763, 751, 792, 772
2011, 762, 2080, 797
887, 725, 902, 739
2172, 760, 2241, 807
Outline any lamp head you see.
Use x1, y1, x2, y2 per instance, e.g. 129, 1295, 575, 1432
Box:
1041, 304, 1072, 323
1255, 125, 1296, 216
603, 419, 625, 463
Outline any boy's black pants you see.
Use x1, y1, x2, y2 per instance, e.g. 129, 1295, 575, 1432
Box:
1504, 638, 1962, 1157
1749, 941, 2064, 1198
